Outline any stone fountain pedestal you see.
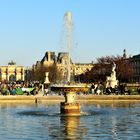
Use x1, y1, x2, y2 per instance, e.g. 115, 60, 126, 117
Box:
50, 84, 89, 116
60, 91, 80, 116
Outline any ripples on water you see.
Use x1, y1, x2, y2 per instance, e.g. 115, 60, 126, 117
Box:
0, 102, 140, 140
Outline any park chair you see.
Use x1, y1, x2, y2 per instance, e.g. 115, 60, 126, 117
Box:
16, 88, 24, 95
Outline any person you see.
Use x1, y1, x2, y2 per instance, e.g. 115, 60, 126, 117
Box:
1, 84, 8, 95
106, 86, 112, 95
96, 83, 103, 95
137, 87, 140, 94
114, 85, 119, 95
90, 83, 95, 94
119, 84, 125, 95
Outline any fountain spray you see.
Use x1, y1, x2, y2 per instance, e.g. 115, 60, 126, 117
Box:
64, 11, 73, 83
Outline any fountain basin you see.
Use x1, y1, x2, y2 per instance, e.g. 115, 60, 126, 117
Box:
50, 84, 89, 93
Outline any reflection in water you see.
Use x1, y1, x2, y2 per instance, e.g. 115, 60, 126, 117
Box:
60, 116, 87, 139
0, 102, 139, 139
61, 116, 80, 137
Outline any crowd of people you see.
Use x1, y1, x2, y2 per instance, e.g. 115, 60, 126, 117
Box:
0, 81, 44, 95
89, 82, 140, 95
0, 80, 140, 96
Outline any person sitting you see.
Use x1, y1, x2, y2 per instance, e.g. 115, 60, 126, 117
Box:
106, 87, 112, 95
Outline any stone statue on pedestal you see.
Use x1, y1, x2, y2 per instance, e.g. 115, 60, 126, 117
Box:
44, 72, 50, 84
106, 62, 118, 88
43, 72, 50, 95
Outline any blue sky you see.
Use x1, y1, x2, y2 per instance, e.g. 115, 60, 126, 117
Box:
0, 0, 140, 67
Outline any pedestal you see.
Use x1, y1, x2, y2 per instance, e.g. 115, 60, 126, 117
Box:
60, 102, 80, 116
106, 78, 118, 88
60, 92, 81, 116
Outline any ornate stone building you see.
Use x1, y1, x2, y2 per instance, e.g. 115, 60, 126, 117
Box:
33, 51, 93, 81
41, 52, 56, 66
0, 61, 24, 82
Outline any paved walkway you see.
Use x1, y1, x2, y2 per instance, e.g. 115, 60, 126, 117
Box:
0, 95, 140, 103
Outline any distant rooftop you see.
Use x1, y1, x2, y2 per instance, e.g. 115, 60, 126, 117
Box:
8, 60, 16, 66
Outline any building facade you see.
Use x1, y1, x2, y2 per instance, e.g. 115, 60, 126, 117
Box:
32, 51, 93, 82
0, 61, 24, 82
130, 54, 140, 82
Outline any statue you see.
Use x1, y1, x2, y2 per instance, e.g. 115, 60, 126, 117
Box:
111, 62, 116, 79
106, 62, 118, 88
43, 72, 50, 95
112, 62, 116, 72
44, 72, 50, 84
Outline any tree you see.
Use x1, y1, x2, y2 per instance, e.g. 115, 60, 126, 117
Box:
78, 55, 134, 83
30, 64, 63, 83
48, 64, 63, 83
114, 56, 134, 82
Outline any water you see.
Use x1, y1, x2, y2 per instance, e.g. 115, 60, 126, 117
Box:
0, 102, 140, 140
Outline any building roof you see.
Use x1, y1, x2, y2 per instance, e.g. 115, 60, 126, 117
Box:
131, 54, 140, 60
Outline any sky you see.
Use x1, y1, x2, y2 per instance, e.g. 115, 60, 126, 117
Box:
0, 0, 140, 67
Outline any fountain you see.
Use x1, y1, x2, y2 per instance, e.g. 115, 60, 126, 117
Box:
50, 11, 89, 116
